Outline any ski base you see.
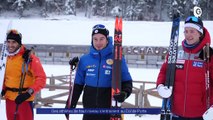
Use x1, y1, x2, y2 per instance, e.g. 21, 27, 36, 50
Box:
111, 16, 123, 120
160, 12, 180, 120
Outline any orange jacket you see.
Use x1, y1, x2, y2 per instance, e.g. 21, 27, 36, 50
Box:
4, 45, 46, 101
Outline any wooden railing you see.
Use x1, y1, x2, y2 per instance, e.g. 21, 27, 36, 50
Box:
34, 74, 162, 109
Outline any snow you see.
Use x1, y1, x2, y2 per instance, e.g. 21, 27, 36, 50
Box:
0, 19, 213, 47
0, 66, 161, 120
0, 14, 213, 120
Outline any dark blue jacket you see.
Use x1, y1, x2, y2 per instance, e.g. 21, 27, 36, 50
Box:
71, 37, 132, 120
75, 37, 132, 87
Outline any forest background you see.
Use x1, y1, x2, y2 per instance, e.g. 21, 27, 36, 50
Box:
0, 0, 213, 21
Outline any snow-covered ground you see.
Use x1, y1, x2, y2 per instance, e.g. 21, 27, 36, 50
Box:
41, 65, 162, 120
0, 65, 161, 120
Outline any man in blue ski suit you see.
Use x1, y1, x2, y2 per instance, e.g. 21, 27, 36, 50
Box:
68, 24, 132, 120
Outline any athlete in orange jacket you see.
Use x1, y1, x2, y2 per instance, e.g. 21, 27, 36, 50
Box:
1, 29, 46, 120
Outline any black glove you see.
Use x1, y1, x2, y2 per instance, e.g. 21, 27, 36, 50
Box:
22, 49, 31, 63
113, 91, 127, 103
69, 57, 79, 70
15, 92, 31, 104
1, 90, 6, 97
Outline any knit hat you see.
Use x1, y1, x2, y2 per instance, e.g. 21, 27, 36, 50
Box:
184, 16, 203, 34
92, 24, 109, 39
6, 29, 22, 45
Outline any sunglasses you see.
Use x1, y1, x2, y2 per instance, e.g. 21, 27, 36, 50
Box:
92, 24, 106, 30
185, 16, 199, 22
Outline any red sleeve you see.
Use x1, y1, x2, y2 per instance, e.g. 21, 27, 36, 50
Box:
29, 55, 46, 94
209, 56, 213, 105
156, 54, 169, 87
156, 61, 167, 87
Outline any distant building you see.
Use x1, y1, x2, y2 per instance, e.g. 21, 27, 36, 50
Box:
0, 44, 168, 68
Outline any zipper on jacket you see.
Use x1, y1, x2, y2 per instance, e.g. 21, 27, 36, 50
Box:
95, 52, 101, 107
183, 51, 191, 116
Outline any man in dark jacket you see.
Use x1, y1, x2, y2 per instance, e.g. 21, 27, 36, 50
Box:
68, 24, 132, 120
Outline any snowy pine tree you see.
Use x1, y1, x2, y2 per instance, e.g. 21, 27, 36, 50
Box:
169, 0, 186, 19
125, 0, 137, 20
90, 0, 107, 16
6, 0, 35, 17
199, 0, 213, 20
64, 0, 76, 15
85, 0, 92, 18
0, 0, 212, 21
134, 0, 145, 20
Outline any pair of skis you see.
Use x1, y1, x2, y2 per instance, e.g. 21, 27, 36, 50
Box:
111, 16, 123, 120
160, 13, 180, 120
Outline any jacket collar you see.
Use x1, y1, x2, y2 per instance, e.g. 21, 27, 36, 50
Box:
7, 45, 25, 56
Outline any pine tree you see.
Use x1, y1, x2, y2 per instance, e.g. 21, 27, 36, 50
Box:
85, 0, 92, 18
199, 0, 213, 20
169, 0, 186, 19
64, 0, 76, 15
0, 0, 212, 21
125, 0, 137, 20
9, 0, 35, 17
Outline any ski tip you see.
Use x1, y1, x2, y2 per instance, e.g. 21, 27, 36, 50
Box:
115, 15, 122, 17
115, 16, 122, 21
119, 17, 122, 31
115, 17, 122, 31
115, 18, 119, 31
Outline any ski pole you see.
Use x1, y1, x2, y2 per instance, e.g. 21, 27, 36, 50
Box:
65, 57, 79, 120
204, 43, 210, 109
65, 64, 74, 120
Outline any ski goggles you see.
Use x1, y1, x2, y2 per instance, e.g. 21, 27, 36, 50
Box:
92, 24, 106, 31
185, 16, 199, 22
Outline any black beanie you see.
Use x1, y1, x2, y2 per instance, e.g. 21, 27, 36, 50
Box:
7, 29, 22, 45
92, 24, 109, 39
184, 16, 203, 34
